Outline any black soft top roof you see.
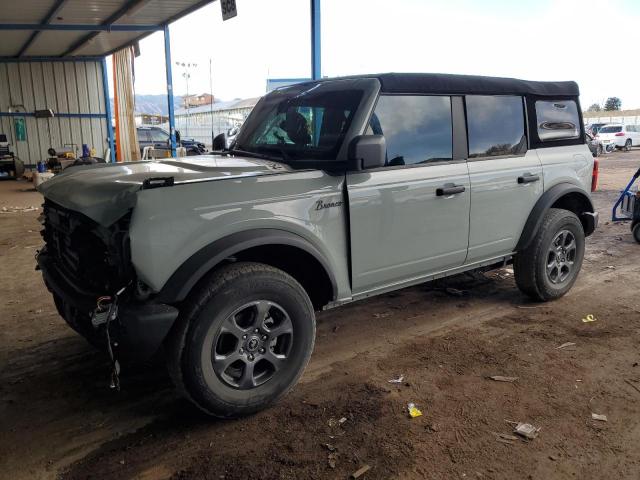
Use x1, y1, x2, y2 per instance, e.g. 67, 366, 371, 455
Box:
323, 73, 579, 97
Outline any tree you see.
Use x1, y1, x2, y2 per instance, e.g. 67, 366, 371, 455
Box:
604, 97, 622, 111
587, 103, 601, 112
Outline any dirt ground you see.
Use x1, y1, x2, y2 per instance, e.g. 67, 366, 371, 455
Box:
1, 151, 640, 480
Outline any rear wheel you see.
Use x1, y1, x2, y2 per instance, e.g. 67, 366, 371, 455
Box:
514, 208, 585, 301
624, 139, 632, 152
166, 262, 315, 418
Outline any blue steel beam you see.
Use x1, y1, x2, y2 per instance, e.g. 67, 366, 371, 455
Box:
310, 0, 321, 80
61, 0, 150, 56
101, 58, 116, 162
164, 24, 177, 156
0, 112, 105, 118
101, 0, 215, 58
0, 56, 102, 62
15, 0, 68, 57
6, 1, 215, 60
0, 24, 163, 32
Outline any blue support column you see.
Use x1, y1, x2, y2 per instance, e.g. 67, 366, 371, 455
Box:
310, 0, 321, 80
164, 24, 177, 157
101, 57, 116, 162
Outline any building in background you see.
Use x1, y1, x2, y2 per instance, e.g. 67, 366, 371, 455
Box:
583, 109, 640, 126
182, 93, 214, 108
135, 113, 169, 126
163, 97, 260, 147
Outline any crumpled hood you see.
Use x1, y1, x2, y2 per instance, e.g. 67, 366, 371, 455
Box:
38, 155, 291, 226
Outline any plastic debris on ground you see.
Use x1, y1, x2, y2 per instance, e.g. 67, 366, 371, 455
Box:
488, 375, 518, 383
582, 314, 597, 323
556, 342, 577, 349
327, 417, 347, 428
513, 422, 541, 440
491, 432, 519, 445
351, 465, 371, 479
0, 205, 39, 213
407, 403, 423, 418
591, 413, 608, 422
445, 287, 466, 297
388, 375, 405, 384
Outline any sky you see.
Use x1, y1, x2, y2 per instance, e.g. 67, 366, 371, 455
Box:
112, 0, 640, 109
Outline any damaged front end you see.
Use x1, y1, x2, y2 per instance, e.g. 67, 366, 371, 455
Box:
36, 200, 178, 368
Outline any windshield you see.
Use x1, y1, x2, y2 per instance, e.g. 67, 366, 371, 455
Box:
599, 126, 622, 133
233, 82, 363, 163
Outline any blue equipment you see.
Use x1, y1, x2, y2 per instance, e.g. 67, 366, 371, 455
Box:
612, 167, 640, 243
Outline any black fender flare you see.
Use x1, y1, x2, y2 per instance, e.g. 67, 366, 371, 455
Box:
156, 229, 338, 304
516, 183, 596, 252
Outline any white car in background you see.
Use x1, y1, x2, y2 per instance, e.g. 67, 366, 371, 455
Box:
596, 124, 640, 151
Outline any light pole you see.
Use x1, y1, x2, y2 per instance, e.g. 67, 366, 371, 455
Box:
175, 61, 197, 137
209, 58, 215, 149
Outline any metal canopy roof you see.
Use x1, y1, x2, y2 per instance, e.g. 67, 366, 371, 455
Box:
0, 0, 214, 59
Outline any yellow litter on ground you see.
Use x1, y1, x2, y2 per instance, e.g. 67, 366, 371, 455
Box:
408, 403, 422, 418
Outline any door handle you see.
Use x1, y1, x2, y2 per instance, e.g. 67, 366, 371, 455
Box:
436, 184, 466, 196
518, 174, 540, 184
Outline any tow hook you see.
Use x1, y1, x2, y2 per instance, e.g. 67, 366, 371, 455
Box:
91, 286, 127, 391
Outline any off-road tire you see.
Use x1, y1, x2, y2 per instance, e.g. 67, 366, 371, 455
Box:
632, 223, 640, 244
166, 262, 315, 418
514, 208, 585, 301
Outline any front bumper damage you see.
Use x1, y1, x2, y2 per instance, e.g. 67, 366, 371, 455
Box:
37, 249, 179, 362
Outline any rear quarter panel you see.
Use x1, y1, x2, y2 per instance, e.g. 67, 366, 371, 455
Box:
537, 144, 593, 193
129, 170, 351, 302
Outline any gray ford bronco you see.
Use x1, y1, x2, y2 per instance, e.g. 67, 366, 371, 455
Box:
37, 73, 598, 417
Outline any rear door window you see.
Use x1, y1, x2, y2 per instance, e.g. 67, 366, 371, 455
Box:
466, 96, 526, 158
366, 95, 453, 166
535, 100, 580, 141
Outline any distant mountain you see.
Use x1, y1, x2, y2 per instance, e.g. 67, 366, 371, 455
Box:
109, 94, 183, 116
110, 94, 233, 116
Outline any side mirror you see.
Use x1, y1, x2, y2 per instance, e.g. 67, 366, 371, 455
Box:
212, 133, 226, 151
348, 135, 386, 170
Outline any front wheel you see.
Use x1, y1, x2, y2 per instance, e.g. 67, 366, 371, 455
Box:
514, 208, 585, 301
166, 262, 315, 418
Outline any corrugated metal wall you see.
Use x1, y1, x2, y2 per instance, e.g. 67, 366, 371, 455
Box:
0, 60, 108, 166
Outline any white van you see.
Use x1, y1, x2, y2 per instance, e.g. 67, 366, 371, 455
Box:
596, 124, 640, 151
